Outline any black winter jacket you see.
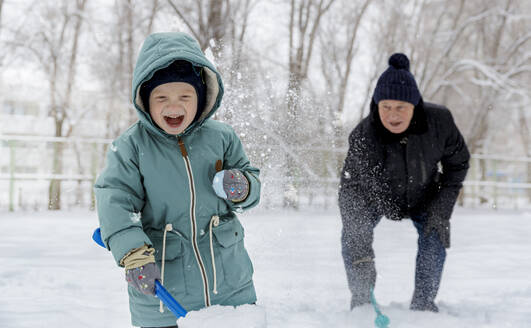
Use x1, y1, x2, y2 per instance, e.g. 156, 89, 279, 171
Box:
339, 100, 470, 245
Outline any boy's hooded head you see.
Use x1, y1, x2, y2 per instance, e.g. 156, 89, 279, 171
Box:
140, 60, 207, 134
140, 60, 206, 115
132, 32, 225, 137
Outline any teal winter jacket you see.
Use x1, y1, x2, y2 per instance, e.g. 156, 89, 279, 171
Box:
94, 32, 260, 327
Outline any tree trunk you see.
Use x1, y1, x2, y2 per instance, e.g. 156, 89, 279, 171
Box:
282, 0, 335, 209
125, 0, 136, 125
518, 107, 531, 202
47, 0, 87, 210
0, 0, 4, 35
49, 119, 64, 210
283, 74, 303, 209
208, 0, 225, 59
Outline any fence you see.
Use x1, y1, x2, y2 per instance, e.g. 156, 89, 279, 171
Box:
1, 134, 530, 211
0, 135, 109, 211
462, 154, 531, 209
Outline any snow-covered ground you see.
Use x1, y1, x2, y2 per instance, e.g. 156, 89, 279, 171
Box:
0, 208, 530, 327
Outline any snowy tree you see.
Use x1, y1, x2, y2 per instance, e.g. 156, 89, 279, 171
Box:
1, 0, 529, 210
6, 0, 89, 210
281, 0, 336, 208
406, 0, 531, 201
89, 0, 160, 138
318, 0, 373, 174
0, 0, 4, 33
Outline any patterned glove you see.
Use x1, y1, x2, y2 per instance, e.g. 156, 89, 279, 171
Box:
212, 169, 249, 203
121, 245, 161, 295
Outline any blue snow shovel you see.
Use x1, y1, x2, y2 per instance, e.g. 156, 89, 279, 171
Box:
92, 227, 188, 319
370, 288, 390, 328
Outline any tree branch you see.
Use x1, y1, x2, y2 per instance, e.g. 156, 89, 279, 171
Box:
167, 0, 201, 46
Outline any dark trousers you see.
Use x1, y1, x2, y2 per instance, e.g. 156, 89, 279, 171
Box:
341, 214, 446, 309
411, 216, 446, 308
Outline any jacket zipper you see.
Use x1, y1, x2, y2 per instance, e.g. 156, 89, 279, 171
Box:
178, 137, 211, 307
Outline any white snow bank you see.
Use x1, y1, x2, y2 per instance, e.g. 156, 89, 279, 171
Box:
178, 304, 266, 328
0, 208, 530, 327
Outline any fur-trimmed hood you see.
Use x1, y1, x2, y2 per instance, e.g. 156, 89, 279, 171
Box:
131, 32, 224, 137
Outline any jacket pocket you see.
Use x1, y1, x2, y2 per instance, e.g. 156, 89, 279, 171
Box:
149, 230, 186, 295
212, 218, 253, 289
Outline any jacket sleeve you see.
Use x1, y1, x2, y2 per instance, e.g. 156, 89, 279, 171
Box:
338, 127, 393, 222
94, 136, 152, 266
339, 129, 371, 220
223, 127, 261, 211
425, 110, 470, 222
339, 127, 389, 265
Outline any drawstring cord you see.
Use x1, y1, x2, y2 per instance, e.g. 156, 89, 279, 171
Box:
159, 223, 173, 313
209, 215, 220, 295
159, 216, 219, 311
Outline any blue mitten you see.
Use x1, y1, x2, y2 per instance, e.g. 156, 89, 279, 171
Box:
212, 169, 249, 203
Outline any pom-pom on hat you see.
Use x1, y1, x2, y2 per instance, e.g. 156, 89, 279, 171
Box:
373, 53, 421, 106
140, 60, 206, 119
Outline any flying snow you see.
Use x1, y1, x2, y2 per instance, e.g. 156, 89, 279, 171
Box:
129, 212, 142, 223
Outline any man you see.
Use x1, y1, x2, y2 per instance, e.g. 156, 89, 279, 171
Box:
339, 53, 470, 312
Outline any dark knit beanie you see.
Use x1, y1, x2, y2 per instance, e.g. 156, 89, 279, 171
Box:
373, 53, 421, 106
140, 60, 207, 121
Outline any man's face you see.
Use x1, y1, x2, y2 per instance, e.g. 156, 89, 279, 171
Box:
149, 82, 198, 135
378, 99, 415, 134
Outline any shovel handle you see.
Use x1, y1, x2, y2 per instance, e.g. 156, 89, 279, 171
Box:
155, 280, 188, 318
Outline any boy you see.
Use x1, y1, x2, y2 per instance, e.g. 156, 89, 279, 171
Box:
94, 32, 261, 328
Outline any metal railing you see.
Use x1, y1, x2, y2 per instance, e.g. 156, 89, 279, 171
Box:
1, 134, 530, 211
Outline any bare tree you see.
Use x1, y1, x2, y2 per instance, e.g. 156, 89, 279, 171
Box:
7, 0, 89, 209
397, 0, 531, 155
278, 0, 336, 208
517, 105, 531, 199
367, 0, 531, 204
318, 0, 373, 176
352, 0, 529, 152
320, 0, 372, 116
166, 0, 254, 59
287, 0, 335, 117
89, 0, 160, 140
118, 0, 160, 126
0, 0, 4, 32
0, 0, 5, 66
165, 0, 258, 78
164, 0, 260, 126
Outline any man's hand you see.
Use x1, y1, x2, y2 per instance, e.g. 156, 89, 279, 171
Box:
121, 245, 161, 295
212, 169, 249, 203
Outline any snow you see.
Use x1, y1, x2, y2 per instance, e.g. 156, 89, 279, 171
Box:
178, 304, 266, 328
0, 208, 530, 327
129, 212, 141, 223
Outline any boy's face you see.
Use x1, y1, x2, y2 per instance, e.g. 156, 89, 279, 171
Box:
149, 82, 198, 135
378, 99, 415, 134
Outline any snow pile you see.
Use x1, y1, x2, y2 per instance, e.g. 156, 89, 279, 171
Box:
0, 208, 530, 327
178, 304, 266, 328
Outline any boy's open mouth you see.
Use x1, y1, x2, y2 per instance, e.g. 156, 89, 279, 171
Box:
164, 114, 185, 127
